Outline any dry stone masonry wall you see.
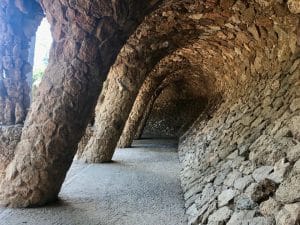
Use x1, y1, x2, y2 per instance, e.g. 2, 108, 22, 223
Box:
180, 64, 300, 224
178, 1, 300, 224
0, 125, 22, 174
143, 79, 208, 138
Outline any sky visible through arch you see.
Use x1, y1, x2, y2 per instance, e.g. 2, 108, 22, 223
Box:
33, 18, 52, 85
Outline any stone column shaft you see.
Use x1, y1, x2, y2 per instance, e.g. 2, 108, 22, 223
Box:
0, 0, 160, 207
117, 75, 165, 148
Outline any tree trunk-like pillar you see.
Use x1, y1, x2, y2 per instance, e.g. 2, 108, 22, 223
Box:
0, 0, 159, 208
0, 1, 43, 125
80, 1, 207, 163
118, 73, 169, 148
79, 35, 171, 163
134, 88, 162, 140
79, 9, 175, 163
118, 66, 186, 148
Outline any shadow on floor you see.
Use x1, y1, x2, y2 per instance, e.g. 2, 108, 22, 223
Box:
130, 138, 178, 149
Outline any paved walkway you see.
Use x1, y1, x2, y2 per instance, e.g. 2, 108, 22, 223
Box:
0, 139, 186, 225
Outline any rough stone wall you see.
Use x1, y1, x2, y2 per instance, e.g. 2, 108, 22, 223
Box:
180, 63, 300, 224
0, 126, 22, 174
0, 0, 43, 125
143, 81, 207, 138
174, 1, 300, 224
178, 11, 300, 225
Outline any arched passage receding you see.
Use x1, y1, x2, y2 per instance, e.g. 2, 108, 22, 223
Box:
78, 1, 300, 224
0, 0, 162, 208
0, 4, 298, 225
78, 0, 210, 163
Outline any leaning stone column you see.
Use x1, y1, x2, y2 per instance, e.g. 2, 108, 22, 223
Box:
79, 16, 172, 163
79, 34, 172, 163
117, 75, 167, 148
134, 93, 159, 140
118, 62, 188, 147
80, 0, 205, 163
0, 0, 160, 208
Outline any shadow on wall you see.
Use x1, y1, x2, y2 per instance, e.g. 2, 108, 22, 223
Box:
142, 80, 209, 138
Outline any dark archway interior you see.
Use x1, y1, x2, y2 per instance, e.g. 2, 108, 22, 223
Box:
142, 75, 209, 138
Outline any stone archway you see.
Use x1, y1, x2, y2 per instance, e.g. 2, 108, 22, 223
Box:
0, 0, 161, 208
78, 0, 207, 163
76, 1, 300, 224
0, 4, 298, 225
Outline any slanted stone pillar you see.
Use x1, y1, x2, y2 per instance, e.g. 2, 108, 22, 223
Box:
0, 0, 160, 208
79, 0, 206, 163
117, 75, 165, 148
0, 1, 43, 125
117, 65, 188, 148
134, 88, 162, 140
79, 33, 172, 163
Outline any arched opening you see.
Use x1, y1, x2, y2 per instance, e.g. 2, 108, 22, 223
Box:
0, 1, 299, 225
141, 77, 208, 139
32, 18, 52, 94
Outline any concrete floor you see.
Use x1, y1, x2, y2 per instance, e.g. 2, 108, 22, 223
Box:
0, 139, 186, 225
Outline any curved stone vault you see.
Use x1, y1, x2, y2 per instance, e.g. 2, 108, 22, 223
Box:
0, 0, 299, 224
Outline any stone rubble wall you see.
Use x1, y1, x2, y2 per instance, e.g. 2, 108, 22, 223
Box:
172, 1, 300, 224
179, 59, 300, 225
0, 125, 22, 174
0, 123, 92, 171
143, 83, 207, 138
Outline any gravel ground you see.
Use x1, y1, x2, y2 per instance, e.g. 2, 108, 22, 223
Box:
0, 139, 187, 225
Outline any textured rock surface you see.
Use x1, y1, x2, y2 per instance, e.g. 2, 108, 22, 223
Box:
0, 0, 161, 207
288, 0, 300, 14
0, 126, 22, 173
177, 1, 300, 224
0, 3, 298, 225
80, 0, 218, 162
275, 203, 300, 225
142, 79, 207, 138
0, 0, 43, 125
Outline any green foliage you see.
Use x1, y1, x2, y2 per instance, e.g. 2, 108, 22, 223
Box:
32, 52, 48, 85
32, 68, 45, 84
32, 68, 45, 99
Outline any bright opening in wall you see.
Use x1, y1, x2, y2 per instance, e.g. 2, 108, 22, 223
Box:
32, 18, 52, 91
